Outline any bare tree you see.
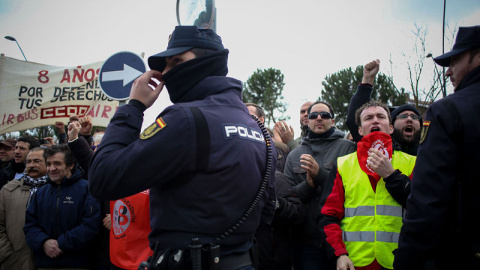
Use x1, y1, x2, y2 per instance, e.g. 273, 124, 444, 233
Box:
403, 23, 428, 109
403, 22, 457, 114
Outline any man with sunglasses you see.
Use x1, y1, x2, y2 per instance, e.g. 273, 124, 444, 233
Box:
395, 25, 480, 270
318, 100, 416, 270
284, 101, 355, 270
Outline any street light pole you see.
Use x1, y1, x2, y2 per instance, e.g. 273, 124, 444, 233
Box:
4, 36, 28, 61
442, 0, 447, 97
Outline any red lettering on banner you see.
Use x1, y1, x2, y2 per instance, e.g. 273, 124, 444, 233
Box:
6, 114, 14, 124
85, 69, 95, 81
38, 70, 49, 84
86, 107, 94, 117
13, 108, 40, 124
2, 114, 15, 125
86, 105, 100, 117
73, 66, 84, 83
41, 105, 90, 119
60, 66, 100, 84
101, 106, 112, 118
60, 69, 71, 83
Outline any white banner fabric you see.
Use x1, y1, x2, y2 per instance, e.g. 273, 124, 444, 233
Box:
0, 54, 119, 134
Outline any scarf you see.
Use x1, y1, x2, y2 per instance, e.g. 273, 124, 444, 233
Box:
162, 49, 229, 103
356, 131, 393, 181
23, 171, 49, 208
307, 127, 335, 139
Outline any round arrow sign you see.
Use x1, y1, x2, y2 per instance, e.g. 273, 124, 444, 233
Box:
99, 51, 146, 100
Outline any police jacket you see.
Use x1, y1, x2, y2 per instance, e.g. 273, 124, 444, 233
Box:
89, 76, 276, 252
24, 169, 102, 268
394, 66, 480, 269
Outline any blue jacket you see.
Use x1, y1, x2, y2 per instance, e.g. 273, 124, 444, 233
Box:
24, 169, 102, 268
89, 76, 276, 252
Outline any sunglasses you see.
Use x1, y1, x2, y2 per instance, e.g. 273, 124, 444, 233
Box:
308, 111, 333, 120
397, 114, 421, 120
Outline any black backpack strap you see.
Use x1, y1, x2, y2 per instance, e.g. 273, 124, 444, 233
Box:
189, 107, 210, 172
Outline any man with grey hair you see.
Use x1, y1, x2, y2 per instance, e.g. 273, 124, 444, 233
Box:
0, 147, 48, 270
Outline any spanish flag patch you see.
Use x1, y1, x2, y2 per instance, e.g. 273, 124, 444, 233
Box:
140, 117, 167, 140
419, 120, 431, 144
156, 117, 167, 128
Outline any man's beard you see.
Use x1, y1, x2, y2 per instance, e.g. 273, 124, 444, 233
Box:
392, 128, 421, 147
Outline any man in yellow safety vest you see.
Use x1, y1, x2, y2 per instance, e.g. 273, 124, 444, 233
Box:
318, 100, 416, 270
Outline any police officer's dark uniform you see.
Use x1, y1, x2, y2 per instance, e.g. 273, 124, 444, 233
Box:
394, 26, 480, 270
88, 26, 276, 270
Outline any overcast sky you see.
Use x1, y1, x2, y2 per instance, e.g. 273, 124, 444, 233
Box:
1, 0, 479, 134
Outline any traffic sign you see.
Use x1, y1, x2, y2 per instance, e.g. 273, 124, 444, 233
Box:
99, 51, 146, 100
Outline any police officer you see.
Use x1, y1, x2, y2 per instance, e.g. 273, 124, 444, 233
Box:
394, 25, 480, 269
88, 26, 276, 270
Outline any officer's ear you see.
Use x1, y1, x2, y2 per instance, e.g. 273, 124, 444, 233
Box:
259, 116, 265, 124
471, 50, 480, 67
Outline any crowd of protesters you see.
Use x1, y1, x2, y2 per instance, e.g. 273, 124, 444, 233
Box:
0, 24, 479, 270
0, 116, 152, 270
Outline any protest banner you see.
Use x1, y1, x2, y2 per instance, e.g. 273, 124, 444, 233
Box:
0, 54, 119, 134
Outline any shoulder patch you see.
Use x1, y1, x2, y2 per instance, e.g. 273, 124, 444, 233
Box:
140, 117, 167, 140
419, 120, 431, 144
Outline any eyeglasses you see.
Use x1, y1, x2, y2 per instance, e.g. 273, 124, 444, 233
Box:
308, 111, 333, 120
397, 114, 421, 120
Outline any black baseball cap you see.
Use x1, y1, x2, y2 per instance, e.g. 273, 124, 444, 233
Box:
434, 25, 480, 67
148, 26, 224, 72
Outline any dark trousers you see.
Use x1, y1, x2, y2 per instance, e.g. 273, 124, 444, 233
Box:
291, 243, 333, 270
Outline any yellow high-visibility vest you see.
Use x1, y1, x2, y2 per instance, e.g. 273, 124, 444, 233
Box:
337, 151, 416, 269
